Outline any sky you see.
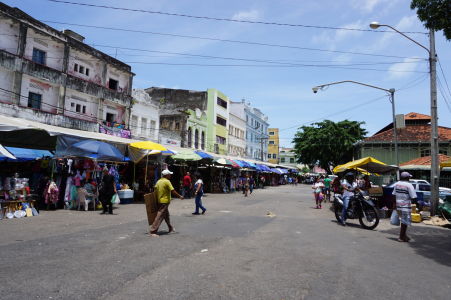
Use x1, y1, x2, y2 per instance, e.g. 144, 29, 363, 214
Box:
4, 0, 451, 147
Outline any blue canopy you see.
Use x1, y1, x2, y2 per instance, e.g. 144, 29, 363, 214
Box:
271, 168, 283, 175
66, 140, 124, 161
257, 164, 272, 172
278, 168, 289, 174
195, 150, 214, 159
0, 147, 53, 162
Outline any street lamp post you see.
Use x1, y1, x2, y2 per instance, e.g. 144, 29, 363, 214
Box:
369, 22, 439, 216
312, 80, 399, 175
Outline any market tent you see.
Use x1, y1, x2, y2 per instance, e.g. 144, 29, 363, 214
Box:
128, 141, 169, 162
66, 140, 124, 161
271, 168, 283, 175
333, 156, 398, 174
441, 159, 451, 168
0, 147, 53, 161
0, 144, 16, 160
172, 150, 202, 161
195, 150, 214, 160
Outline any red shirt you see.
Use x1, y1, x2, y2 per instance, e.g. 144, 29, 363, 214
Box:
183, 175, 192, 187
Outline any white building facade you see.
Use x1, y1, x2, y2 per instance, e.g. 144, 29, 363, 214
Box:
130, 89, 159, 141
0, 3, 134, 134
228, 110, 246, 157
279, 147, 297, 167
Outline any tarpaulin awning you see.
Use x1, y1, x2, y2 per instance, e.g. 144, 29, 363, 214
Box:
271, 168, 283, 174
172, 150, 202, 161
65, 140, 125, 161
333, 156, 398, 174
441, 159, 451, 168
1, 147, 53, 161
257, 164, 272, 172
278, 168, 289, 174
195, 150, 214, 159
0, 144, 16, 160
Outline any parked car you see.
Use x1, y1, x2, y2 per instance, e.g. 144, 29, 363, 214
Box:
383, 180, 451, 201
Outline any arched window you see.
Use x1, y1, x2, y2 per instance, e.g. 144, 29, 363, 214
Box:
194, 129, 199, 149
201, 131, 205, 150
187, 127, 192, 148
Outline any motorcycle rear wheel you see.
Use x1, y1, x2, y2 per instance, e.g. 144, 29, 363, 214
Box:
359, 204, 379, 230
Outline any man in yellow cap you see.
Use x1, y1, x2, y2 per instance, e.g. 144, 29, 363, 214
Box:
150, 169, 184, 237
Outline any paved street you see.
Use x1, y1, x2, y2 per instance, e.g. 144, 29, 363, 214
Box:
1, 184, 450, 300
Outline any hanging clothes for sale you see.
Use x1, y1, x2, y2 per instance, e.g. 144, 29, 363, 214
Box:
44, 181, 59, 205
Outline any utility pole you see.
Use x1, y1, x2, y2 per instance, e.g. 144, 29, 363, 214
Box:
258, 137, 268, 162
429, 29, 439, 216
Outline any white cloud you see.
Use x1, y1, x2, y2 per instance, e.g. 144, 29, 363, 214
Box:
312, 20, 364, 50
350, 0, 397, 13
388, 57, 421, 79
231, 9, 262, 21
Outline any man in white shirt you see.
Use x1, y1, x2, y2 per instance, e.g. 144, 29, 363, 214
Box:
340, 172, 358, 226
392, 171, 417, 242
193, 177, 206, 215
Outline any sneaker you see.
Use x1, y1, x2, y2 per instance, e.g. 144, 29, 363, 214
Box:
192, 212, 200, 215
202, 210, 206, 215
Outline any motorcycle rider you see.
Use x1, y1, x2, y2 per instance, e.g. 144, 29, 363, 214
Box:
340, 172, 359, 226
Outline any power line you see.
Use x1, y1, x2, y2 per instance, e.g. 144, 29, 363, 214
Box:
437, 56, 451, 100
40, 20, 419, 59
46, 0, 427, 34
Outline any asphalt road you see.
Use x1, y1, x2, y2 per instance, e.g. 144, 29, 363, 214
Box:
1, 184, 450, 299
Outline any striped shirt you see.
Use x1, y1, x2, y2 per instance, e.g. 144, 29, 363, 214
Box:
392, 181, 417, 212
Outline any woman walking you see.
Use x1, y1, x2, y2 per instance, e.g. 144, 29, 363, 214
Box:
192, 177, 206, 215
312, 177, 324, 209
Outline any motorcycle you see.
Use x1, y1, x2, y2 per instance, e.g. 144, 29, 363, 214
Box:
333, 191, 379, 230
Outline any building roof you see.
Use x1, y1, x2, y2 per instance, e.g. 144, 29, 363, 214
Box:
400, 154, 451, 166
404, 112, 431, 121
363, 125, 451, 143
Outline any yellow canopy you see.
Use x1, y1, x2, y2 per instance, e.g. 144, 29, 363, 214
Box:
441, 158, 451, 168
333, 156, 397, 174
129, 141, 167, 151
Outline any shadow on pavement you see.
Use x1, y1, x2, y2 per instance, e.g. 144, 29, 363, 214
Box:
380, 226, 451, 267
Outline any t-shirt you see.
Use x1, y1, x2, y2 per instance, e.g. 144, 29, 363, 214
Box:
313, 182, 324, 193
392, 181, 417, 212
183, 175, 192, 187
324, 178, 332, 188
195, 179, 204, 196
342, 179, 357, 198
155, 177, 175, 204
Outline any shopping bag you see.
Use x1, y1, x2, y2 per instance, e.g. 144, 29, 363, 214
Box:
31, 207, 39, 216
390, 210, 400, 226
111, 193, 120, 204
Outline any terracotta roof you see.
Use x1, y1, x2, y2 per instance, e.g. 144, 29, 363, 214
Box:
404, 112, 431, 121
364, 125, 451, 142
400, 154, 451, 166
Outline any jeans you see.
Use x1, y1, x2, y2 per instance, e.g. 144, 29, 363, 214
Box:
183, 186, 191, 199
195, 194, 206, 213
341, 196, 351, 222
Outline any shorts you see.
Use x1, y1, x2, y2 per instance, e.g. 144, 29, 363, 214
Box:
322, 187, 330, 194
399, 210, 411, 226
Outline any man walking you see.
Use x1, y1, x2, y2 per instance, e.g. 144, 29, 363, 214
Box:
183, 172, 192, 199
192, 176, 206, 215
100, 166, 116, 215
150, 169, 184, 237
392, 172, 417, 242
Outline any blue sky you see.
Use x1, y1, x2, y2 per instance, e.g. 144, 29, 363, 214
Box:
5, 0, 451, 146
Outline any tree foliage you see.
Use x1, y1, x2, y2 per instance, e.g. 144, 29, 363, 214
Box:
292, 120, 367, 173
411, 0, 451, 40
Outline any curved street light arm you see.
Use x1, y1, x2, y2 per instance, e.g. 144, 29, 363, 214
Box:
314, 80, 393, 94
375, 24, 430, 54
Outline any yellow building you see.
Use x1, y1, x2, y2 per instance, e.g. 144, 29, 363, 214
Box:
268, 128, 279, 164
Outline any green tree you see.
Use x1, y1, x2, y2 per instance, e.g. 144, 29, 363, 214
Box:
411, 0, 451, 40
292, 120, 367, 173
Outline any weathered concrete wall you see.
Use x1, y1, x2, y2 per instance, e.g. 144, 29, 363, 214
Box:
19, 74, 59, 113
0, 15, 19, 55
146, 87, 208, 114
131, 89, 160, 141
24, 27, 65, 72
68, 48, 104, 86
0, 66, 14, 103
0, 102, 98, 132
65, 88, 99, 122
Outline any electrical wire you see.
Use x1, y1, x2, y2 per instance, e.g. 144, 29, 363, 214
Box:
437, 56, 451, 100
40, 20, 419, 59
46, 0, 427, 34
